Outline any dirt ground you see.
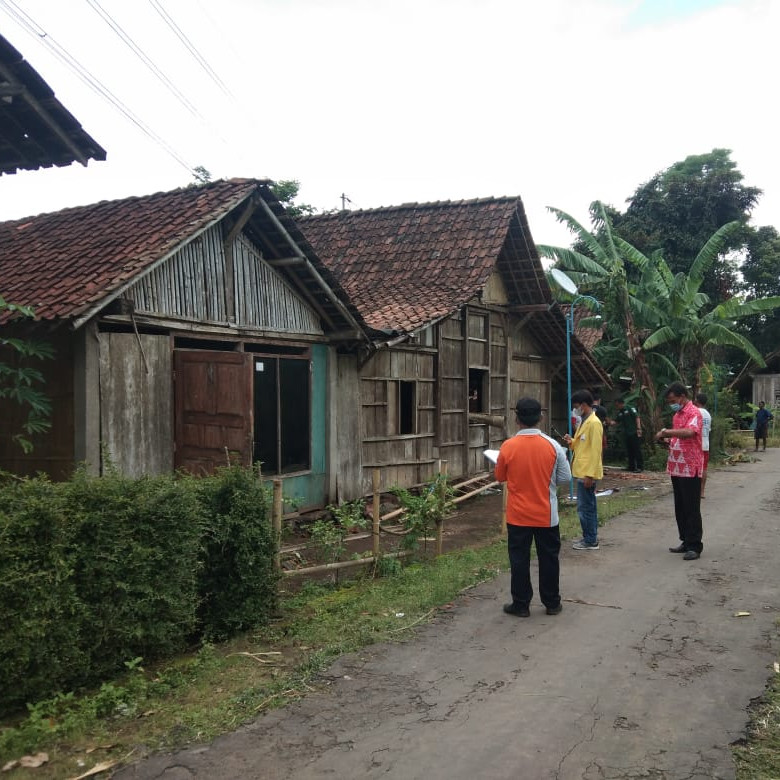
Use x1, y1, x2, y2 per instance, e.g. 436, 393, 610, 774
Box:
283, 466, 671, 571
117, 451, 780, 779
438, 466, 670, 552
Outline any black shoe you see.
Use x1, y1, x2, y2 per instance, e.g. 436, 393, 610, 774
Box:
683, 550, 700, 560
669, 544, 686, 553
503, 602, 530, 618
545, 604, 563, 616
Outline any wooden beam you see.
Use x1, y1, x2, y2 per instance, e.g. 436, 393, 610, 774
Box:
266, 256, 305, 267
0, 61, 89, 166
505, 304, 552, 313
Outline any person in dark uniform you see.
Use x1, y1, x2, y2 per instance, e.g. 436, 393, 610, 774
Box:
613, 397, 643, 472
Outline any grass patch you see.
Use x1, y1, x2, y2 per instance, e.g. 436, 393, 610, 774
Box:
0, 486, 658, 778
734, 654, 780, 779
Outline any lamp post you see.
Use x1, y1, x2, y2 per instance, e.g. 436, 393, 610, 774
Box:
550, 269, 601, 500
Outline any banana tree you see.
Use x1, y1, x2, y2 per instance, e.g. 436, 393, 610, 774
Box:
642, 222, 780, 394
539, 202, 663, 432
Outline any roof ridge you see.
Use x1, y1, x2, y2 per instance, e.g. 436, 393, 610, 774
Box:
300, 195, 522, 221
0, 177, 268, 226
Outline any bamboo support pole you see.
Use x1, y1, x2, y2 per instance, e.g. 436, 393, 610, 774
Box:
435, 460, 448, 557
272, 479, 283, 573
282, 550, 412, 577
372, 468, 381, 558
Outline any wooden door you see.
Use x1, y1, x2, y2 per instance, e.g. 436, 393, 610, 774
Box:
174, 350, 252, 474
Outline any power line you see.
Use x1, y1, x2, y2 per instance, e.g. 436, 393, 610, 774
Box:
148, 0, 234, 99
85, 0, 237, 153
85, 0, 204, 120
0, 0, 195, 175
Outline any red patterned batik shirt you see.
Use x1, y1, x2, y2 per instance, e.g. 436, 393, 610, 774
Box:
666, 401, 704, 478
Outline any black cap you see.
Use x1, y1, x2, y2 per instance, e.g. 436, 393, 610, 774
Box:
515, 397, 542, 417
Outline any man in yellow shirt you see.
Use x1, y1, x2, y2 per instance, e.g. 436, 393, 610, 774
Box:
563, 389, 604, 550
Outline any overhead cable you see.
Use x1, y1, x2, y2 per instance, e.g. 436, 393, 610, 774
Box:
86, 0, 204, 120
0, 0, 195, 174
148, 0, 235, 99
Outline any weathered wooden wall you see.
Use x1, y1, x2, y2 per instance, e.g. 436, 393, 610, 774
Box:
0, 326, 75, 479
510, 325, 552, 433
359, 346, 437, 494
126, 226, 323, 334
98, 332, 173, 477
753, 375, 780, 409
334, 352, 362, 500
437, 312, 466, 479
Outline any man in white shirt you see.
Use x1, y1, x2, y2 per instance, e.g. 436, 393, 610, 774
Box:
694, 393, 712, 499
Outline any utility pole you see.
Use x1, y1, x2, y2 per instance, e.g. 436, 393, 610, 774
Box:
340, 193, 352, 210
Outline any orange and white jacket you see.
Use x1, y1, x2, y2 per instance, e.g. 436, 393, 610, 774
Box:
495, 429, 571, 527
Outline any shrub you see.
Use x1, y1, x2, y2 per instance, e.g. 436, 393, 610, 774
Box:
0, 468, 204, 714
0, 465, 278, 715
710, 414, 734, 453
196, 467, 278, 639
64, 467, 204, 682
0, 475, 86, 712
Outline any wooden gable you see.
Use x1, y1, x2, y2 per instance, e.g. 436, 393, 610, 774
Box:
123, 224, 323, 335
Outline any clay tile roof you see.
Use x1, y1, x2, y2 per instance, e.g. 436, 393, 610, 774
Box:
300, 196, 611, 386
300, 197, 540, 334
0, 179, 260, 321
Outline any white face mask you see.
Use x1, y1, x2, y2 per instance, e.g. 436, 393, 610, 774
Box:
572, 406, 581, 417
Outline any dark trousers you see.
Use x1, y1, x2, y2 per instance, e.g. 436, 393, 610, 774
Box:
507, 524, 561, 609
671, 475, 703, 553
625, 434, 643, 471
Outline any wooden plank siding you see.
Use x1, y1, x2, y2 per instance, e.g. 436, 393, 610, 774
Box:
437, 311, 467, 479
510, 324, 552, 435
98, 332, 173, 477
358, 346, 437, 494
125, 225, 323, 334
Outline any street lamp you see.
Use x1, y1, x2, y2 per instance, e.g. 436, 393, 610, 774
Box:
550, 269, 601, 500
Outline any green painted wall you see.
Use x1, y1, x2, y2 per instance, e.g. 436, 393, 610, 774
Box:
272, 343, 328, 511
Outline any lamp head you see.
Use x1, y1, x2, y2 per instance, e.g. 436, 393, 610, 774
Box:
550, 268, 578, 296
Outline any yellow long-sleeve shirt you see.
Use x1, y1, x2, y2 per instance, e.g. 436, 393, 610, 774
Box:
569, 412, 604, 480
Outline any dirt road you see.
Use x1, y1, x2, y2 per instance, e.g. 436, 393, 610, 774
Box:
117, 453, 780, 780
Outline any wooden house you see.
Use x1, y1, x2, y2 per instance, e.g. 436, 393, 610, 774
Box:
300, 198, 609, 498
0, 179, 368, 510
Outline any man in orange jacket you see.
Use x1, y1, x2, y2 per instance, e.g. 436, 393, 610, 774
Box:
495, 397, 571, 617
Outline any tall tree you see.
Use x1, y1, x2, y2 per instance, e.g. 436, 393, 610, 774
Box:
269, 179, 316, 219
613, 149, 761, 303
739, 225, 780, 358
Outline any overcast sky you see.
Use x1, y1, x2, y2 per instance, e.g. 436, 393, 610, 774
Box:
1, 0, 777, 248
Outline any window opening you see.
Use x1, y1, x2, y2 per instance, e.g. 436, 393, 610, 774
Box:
399, 381, 416, 435
469, 368, 488, 413
254, 357, 310, 474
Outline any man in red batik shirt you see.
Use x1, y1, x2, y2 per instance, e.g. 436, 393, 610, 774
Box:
655, 382, 704, 560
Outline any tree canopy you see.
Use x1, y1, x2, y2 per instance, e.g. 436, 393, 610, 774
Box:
611, 149, 761, 303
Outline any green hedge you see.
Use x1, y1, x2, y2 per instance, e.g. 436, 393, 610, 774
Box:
0, 466, 277, 715
197, 466, 278, 638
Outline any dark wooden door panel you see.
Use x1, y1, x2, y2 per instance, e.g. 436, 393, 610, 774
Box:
174, 350, 252, 474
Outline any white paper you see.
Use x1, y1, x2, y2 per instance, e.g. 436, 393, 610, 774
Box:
483, 449, 500, 464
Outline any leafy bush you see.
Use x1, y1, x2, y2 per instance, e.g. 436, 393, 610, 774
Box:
0, 475, 86, 711
0, 466, 277, 715
710, 414, 735, 453
309, 500, 369, 564
391, 473, 455, 553
196, 467, 278, 639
